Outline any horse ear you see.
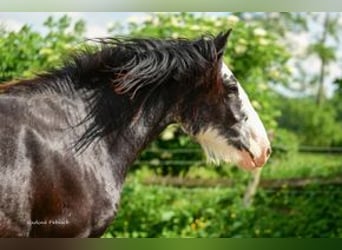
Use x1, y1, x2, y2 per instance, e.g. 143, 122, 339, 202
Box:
214, 29, 232, 59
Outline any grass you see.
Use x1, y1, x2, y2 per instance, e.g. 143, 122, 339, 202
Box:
262, 152, 342, 179
105, 179, 342, 238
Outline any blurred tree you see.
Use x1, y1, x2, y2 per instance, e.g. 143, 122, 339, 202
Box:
331, 78, 342, 145
334, 78, 342, 98
0, 15, 86, 82
278, 98, 340, 146
308, 13, 340, 106
241, 13, 341, 106
236, 12, 308, 35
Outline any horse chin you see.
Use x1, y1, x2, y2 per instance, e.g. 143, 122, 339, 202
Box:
235, 150, 259, 171
235, 144, 271, 170
203, 147, 259, 171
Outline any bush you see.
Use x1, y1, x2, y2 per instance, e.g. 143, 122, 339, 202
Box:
0, 15, 85, 82
271, 128, 299, 158
103, 180, 342, 238
278, 98, 341, 147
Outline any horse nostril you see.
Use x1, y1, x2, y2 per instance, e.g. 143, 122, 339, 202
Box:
266, 147, 271, 157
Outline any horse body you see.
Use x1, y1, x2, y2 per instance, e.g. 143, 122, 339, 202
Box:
1, 92, 107, 236
0, 30, 271, 237
0, 78, 175, 236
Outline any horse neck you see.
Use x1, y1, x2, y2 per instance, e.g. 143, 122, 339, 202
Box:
114, 103, 173, 165
102, 93, 176, 170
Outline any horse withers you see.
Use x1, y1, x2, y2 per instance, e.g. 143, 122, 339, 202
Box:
0, 29, 270, 237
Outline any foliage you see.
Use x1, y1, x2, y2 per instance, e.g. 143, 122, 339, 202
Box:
251, 184, 342, 237
103, 181, 245, 238
333, 78, 342, 98
236, 12, 308, 35
270, 128, 299, 158
262, 152, 342, 179
308, 42, 336, 63
243, 12, 341, 105
0, 15, 86, 82
331, 79, 342, 142
277, 98, 342, 146
103, 179, 342, 238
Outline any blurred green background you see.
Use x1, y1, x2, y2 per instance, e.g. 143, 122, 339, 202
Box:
1, 12, 342, 238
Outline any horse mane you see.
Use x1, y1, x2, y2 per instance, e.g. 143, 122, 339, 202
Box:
2, 34, 224, 151
74, 36, 220, 96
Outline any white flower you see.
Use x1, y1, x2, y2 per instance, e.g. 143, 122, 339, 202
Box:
227, 15, 240, 25
258, 38, 270, 46
152, 17, 160, 26
214, 20, 223, 27
161, 126, 176, 140
171, 32, 180, 38
190, 25, 201, 31
238, 38, 247, 45
170, 17, 180, 26
253, 28, 267, 37
243, 13, 253, 20
286, 65, 295, 74
252, 100, 261, 110
269, 12, 280, 19
269, 70, 280, 79
234, 45, 247, 54
258, 83, 268, 91
127, 16, 140, 24
39, 48, 53, 56
161, 130, 175, 140
144, 15, 153, 22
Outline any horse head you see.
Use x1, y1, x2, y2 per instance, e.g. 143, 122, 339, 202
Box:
179, 30, 271, 170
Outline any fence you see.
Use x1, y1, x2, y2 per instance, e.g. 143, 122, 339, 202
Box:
131, 145, 342, 194
133, 145, 342, 168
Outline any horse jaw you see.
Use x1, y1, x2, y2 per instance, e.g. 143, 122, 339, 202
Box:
195, 127, 263, 171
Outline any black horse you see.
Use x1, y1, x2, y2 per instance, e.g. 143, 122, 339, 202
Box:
0, 30, 271, 237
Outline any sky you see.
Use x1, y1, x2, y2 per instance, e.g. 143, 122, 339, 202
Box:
1, 12, 341, 97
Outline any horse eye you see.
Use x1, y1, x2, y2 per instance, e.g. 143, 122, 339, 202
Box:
227, 84, 238, 93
